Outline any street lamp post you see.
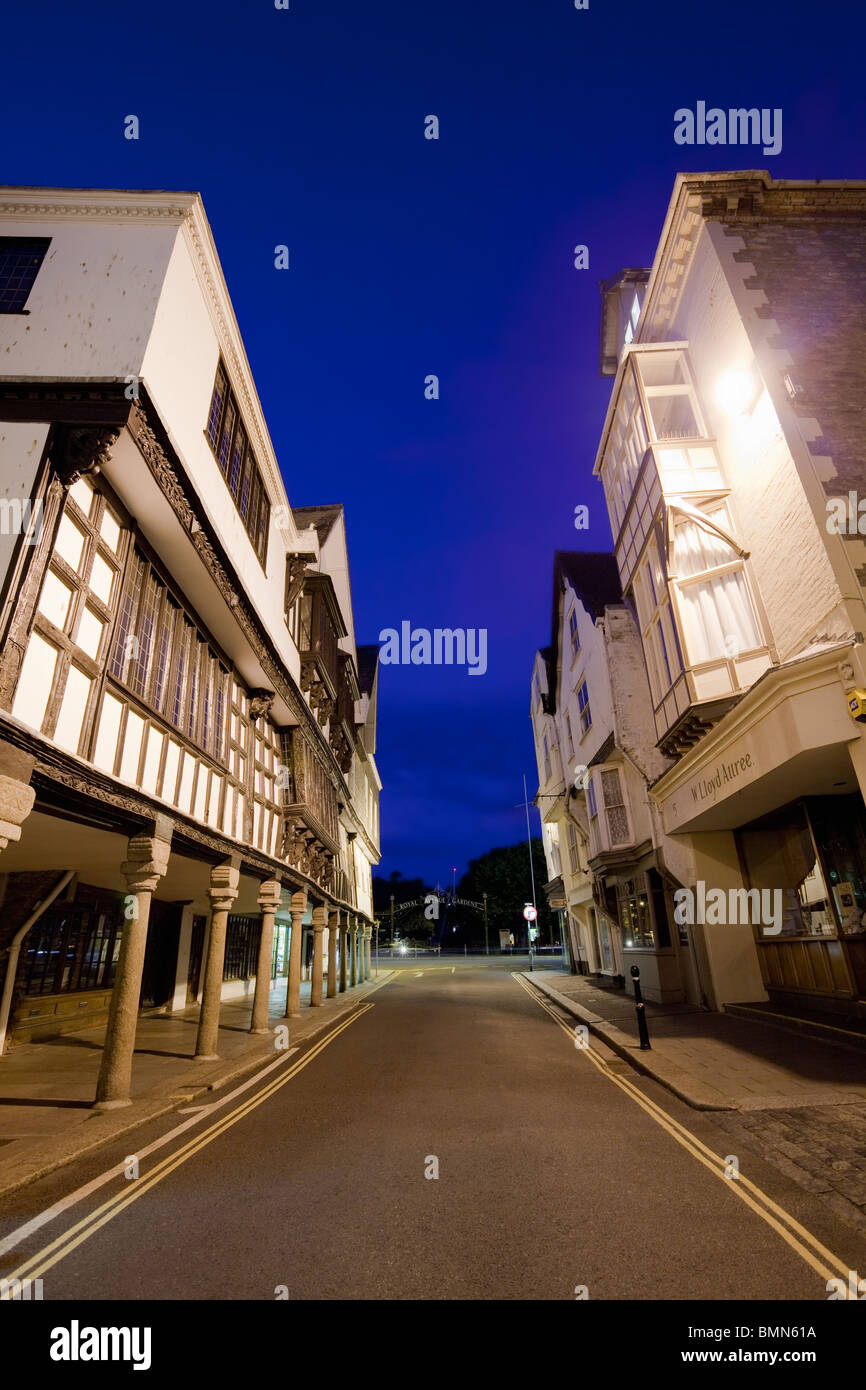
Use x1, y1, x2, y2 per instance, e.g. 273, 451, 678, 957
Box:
523, 774, 538, 970
483, 891, 489, 956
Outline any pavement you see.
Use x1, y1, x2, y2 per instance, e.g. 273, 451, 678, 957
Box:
4, 959, 865, 1301
524, 967, 866, 1234
0, 972, 392, 1201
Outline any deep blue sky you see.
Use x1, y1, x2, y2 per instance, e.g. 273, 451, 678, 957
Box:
2, 1, 864, 882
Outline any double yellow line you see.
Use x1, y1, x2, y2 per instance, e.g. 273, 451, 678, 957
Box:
513, 974, 857, 1294
1, 1002, 375, 1292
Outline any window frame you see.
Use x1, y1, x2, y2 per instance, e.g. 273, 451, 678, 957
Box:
577, 679, 592, 737
203, 360, 271, 568
0, 236, 51, 314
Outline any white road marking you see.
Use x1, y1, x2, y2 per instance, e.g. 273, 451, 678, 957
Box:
0, 1046, 299, 1259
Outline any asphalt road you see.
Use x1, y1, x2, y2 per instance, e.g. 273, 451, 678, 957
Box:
2, 960, 866, 1301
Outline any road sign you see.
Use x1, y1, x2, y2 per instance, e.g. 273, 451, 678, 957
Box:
523, 905, 538, 921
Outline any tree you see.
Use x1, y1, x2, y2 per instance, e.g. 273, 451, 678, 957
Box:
457, 839, 553, 948
372, 872, 436, 943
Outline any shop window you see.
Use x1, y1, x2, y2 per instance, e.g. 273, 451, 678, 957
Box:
21, 895, 123, 996
617, 878, 654, 948
223, 916, 261, 981
806, 796, 866, 938
736, 801, 835, 938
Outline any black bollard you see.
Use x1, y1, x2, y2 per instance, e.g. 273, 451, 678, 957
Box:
630, 965, 651, 1050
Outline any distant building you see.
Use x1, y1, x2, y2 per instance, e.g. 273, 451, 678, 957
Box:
531, 553, 683, 1002
0, 188, 380, 1098
594, 171, 866, 1021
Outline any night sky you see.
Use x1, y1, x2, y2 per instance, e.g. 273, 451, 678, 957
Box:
2, 1, 864, 882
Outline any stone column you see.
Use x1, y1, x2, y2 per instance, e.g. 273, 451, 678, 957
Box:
339, 913, 349, 993
363, 926, 372, 981
327, 907, 340, 999
194, 861, 240, 1059
285, 890, 307, 1019
250, 878, 283, 1034
94, 832, 171, 1107
350, 918, 359, 987
310, 904, 327, 1006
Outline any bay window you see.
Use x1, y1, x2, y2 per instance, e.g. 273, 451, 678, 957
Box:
669, 502, 761, 666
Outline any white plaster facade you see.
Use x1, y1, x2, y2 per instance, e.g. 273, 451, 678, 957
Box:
0, 187, 380, 1057
593, 172, 866, 1018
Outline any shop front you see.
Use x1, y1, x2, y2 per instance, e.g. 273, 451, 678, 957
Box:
736, 795, 866, 1014
654, 642, 866, 1016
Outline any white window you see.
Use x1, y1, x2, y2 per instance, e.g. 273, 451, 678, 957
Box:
567, 819, 581, 875
546, 824, 561, 877
637, 350, 705, 443
577, 680, 591, 736
53, 666, 92, 755
588, 766, 631, 851
670, 503, 762, 666
569, 608, 580, 657
600, 768, 630, 846
11, 632, 57, 732
634, 533, 683, 705
564, 711, 574, 756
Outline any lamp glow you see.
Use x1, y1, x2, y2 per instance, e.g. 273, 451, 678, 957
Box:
716, 368, 757, 417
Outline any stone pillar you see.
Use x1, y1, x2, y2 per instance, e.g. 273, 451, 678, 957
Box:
250, 879, 283, 1034
327, 907, 339, 999
94, 832, 171, 1107
363, 926, 371, 981
285, 890, 307, 1019
195, 861, 240, 1059
339, 913, 349, 993
350, 918, 359, 987
310, 904, 327, 1006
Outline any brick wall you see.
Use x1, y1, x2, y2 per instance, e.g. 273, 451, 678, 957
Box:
724, 214, 866, 496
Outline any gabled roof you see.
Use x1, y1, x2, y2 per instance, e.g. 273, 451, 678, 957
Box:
541, 552, 624, 714
293, 504, 343, 546
554, 551, 623, 623
356, 644, 379, 697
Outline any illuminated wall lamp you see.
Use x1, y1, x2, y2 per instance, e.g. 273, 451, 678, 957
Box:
716, 368, 759, 418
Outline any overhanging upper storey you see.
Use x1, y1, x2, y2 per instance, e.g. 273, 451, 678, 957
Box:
600, 267, 651, 375
594, 343, 773, 756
